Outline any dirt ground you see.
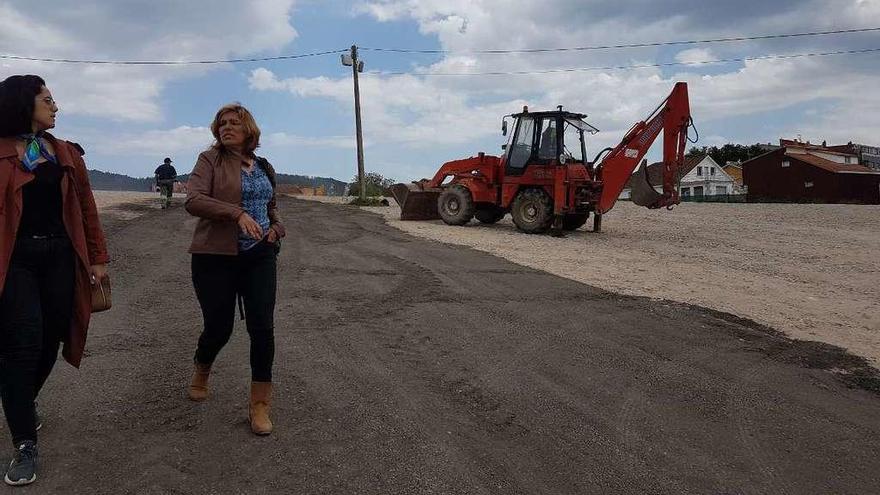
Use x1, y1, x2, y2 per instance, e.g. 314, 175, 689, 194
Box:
6, 196, 877, 494
297, 196, 880, 366
93, 190, 160, 220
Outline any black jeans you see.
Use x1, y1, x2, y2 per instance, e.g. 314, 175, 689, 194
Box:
0, 236, 75, 446
191, 242, 277, 382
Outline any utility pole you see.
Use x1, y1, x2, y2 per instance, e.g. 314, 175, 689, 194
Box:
343, 45, 366, 201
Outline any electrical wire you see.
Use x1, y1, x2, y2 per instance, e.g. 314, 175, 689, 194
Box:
370, 47, 880, 76
2, 26, 878, 65
360, 26, 880, 54
0, 49, 348, 65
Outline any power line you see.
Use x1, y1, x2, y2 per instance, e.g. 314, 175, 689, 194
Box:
0, 49, 348, 65
361, 26, 880, 54
370, 47, 880, 76
2, 26, 878, 66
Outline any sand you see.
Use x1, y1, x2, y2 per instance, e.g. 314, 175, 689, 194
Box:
295, 195, 880, 365
93, 190, 163, 219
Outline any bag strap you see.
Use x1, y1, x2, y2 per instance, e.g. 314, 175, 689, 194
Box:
255, 157, 276, 189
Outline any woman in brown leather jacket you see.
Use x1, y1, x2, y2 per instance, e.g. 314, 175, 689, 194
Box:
0, 75, 109, 486
184, 102, 285, 436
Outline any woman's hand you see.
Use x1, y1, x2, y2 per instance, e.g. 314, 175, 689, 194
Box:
89, 264, 108, 285
266, 227, 278, 243
238, 212, 263, 240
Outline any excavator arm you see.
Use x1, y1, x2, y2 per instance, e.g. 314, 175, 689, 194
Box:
595, 82, 691, 214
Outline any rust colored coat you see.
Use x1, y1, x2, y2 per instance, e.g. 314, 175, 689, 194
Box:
0, 134, 109, 368
185, 148, 285, 255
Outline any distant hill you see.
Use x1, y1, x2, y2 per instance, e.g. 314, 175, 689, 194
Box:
88, 169, 153, 191
89, 169, 347, 195
277, 173, 348, 195
176, 172, 347, 195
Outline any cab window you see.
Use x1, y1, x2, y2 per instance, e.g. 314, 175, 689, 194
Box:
507, 117, 535, 172
537, 118, 557, 160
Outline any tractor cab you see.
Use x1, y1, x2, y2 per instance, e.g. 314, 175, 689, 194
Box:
501, 107, 599, 176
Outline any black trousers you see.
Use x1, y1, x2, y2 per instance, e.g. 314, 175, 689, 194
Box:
0, 236, 75, 446
191, 242, 277, 382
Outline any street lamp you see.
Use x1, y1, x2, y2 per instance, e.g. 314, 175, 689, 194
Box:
342, 45, 366, 202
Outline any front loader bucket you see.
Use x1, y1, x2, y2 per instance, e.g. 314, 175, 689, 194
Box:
391, 183, 441, 220
630, 163, 664, 208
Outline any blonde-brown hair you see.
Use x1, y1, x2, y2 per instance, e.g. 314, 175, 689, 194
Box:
210, 102, 260, 153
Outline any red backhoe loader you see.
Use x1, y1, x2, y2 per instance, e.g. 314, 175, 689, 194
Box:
390, 82, 694, 234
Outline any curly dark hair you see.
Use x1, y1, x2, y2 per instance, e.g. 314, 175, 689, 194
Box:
0, 74, 46, 137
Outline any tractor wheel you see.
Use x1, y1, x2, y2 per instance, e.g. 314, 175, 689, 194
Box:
438, 185, 475, 225
562, 213, 589, 231
511, 188, 554, 234
474, 205, 505, 224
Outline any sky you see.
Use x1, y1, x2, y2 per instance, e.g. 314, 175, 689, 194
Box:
2, 0, 879, 182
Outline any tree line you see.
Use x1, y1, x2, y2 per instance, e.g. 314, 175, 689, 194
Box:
347, 172, 396, 196
686, 143, 771, 166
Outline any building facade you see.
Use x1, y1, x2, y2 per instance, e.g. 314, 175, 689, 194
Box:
678, 155, 740, 198
827, 143, 880, 171
621, 154, 739, 199
742, 140, 880, 204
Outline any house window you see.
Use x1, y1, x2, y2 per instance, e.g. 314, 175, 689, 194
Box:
782, 160, 790, 168
805, 181, 814, 188
693, 186, 704, 196
681, 187, 691, 197
696, 166, 702, 176
715, 185, 727, 195
710, 167, 716, 176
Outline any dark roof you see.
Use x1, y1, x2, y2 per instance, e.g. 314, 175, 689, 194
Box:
826, 144, 858, 154
788, 153, 878, 174
624, 154, 705, 188
780, 139, 858, 158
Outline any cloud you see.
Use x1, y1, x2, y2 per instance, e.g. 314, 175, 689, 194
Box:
249, 68, 528, 148
1, 0, 299, 122
675, 48, 715, 64
264, 132, 356, 149
343, 0, 880, 155
86, 125, 213, 155
8, 0, 880, 181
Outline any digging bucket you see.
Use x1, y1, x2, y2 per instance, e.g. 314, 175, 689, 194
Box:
630, 163, 664, 208
390, 183, 441, 220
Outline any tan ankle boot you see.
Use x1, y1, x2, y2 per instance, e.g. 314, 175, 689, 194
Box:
249, 381, 273, 435
188, 363, 211, 401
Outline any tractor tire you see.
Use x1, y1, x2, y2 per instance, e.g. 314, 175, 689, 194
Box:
438, 185, 475, 225
562, 213, 589, 231
474, 205, 506, 224
511, 188, 554, 234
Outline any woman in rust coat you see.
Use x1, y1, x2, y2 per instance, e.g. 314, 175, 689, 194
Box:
0, 75, 109, 485
185, 102, 285, 436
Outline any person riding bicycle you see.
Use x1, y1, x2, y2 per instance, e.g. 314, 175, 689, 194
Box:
154, 157, 178, 209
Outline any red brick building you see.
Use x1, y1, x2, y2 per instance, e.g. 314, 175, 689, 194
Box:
742, 140, 880, 204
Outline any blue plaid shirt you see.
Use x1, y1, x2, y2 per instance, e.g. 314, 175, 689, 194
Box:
238, 164, 273, 251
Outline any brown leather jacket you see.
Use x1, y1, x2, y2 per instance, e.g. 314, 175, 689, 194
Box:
185, 148, 286, 255
0, 134, 109, 367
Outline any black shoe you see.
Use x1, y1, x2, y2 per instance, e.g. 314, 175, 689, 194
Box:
4, 441, 37, 486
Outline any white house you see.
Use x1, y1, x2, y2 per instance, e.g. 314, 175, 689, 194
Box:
620, 154, 741, 199
678, 155, 741, 197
